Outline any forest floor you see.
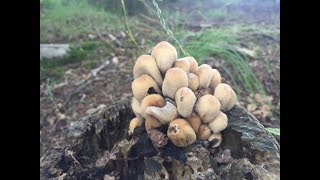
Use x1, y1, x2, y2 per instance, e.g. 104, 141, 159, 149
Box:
40, 0, 280, 156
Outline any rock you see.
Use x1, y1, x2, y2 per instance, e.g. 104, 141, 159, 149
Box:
40, 44, 70, 59
40, 100, 279, 179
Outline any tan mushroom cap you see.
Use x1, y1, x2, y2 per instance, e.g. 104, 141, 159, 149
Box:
208, 111, 228, 134
197, 124, 211, 140
187, 73, 199, 92
162, 67, 188, 99
225, 90, 238, 111
146, 99, 178, 124
209, 69, 221, 90
145, 117, 162, 132
185, 113, 202, 133
133, 54, 163, 87
195, 94, 221, 123
167, 118, 196, 147
128, 117, 143, 135
175, 87, 196, 118
131, 97, 143, 121
214, 83, 237, 112
174, 57, 190, 74
131, 74, 161, 102
186, 57, 198, 73
195, 64, 214, 89
151, 41, 177, 74
140, 94, 166, 131
208, 133, 222, 148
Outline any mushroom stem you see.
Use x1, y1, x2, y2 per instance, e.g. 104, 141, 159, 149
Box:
146, 98, 178, 124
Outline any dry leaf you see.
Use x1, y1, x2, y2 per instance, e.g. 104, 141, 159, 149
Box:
47, 116, 56, 126
247, 104, 257, 112
104, 174, 116, 180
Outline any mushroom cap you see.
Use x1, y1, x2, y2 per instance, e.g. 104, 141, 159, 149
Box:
186, 57, 198, 73
174, 57, 190, 74
128, 117, 143, 135
225, 89, 238, 111
131, 74, 162, 102
195, 94, 221, 123
195, 64, 214, 89
151, 41, 177, 74
208, 111, 228, 133
197, 124, 212, 140
145, 117, 163, 132
214, 83, 237, 112
167, 118, 196, 147
187, 73, 199, 92
131, 97, 143, 121
208, 133, 222, 148
133, 55, 163, 87
140, 94, 166, 131
185, 113, 202, 133
162, 67, 188, 99
146, 98, 178, 124
209, 69, 221, 90
175, 87, 197, 118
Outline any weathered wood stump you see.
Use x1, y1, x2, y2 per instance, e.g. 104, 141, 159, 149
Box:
40, 99, 279, 180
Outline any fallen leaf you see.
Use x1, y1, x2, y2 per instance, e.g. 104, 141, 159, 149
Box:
104, 174, 116, 180
247, 104, 257, 112
47, 116, 56, 126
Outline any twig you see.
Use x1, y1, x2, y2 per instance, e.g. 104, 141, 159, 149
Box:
120, 0, 143, 55
65, 149, 81, 165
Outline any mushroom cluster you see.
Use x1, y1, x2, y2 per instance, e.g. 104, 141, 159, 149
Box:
128, 41, 238, 148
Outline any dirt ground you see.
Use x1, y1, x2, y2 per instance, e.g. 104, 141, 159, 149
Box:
40, 1, 280, 157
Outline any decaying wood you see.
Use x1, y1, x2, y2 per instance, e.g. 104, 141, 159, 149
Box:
40, 99, 279, 180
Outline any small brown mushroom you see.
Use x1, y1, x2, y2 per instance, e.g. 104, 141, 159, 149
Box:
162, 67, 188, 99
197, 124, 211, 140
140, 94, 166, 131
187, 73, 199, 92
167, 118, 196, 147
185, 113, 202, 133
131, 97, 143, 121
131, 74, 162, 102
195, 94, 221, 123
175, 87, 196, 118
195, 64, 214, 89
151, 41, 177, 75
128, 117, 143, 135
174, 57, 190, 74
214, 83, 238, 112
208, 133, 222, 148
145, 98, 178, 124
209, 69, 221, 90
208, 111, 228, 134
133, 54, 163, 87
186, 57, 198, 73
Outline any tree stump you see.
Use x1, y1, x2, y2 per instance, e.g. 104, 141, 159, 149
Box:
40, 99, 279, 180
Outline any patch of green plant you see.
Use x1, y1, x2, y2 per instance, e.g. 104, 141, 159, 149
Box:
40, 40, 104, 80
197, 8, 228, 22
40, 0, 122, 43
266, 128, 280, 136
81, 60, 98, 69
176, 28, 266, 98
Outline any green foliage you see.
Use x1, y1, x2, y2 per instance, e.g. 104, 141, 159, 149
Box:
40, 0, 121, 43
266, 128, 280, 136
174, 28, 266, 97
